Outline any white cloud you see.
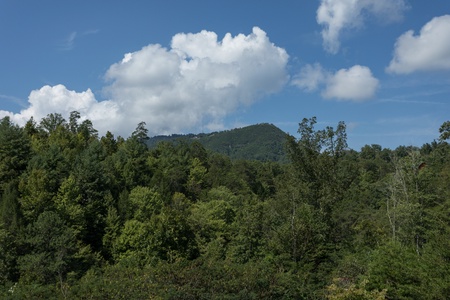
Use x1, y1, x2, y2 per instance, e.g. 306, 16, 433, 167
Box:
1, 27, 289, 137
293, 64, 379, 101
291, 63, 326, 91
103, 26, 288, 135
0, 85, 121, 134
317, 0, 407, 54
323, 65, 379, 101
387, 15, 450, 74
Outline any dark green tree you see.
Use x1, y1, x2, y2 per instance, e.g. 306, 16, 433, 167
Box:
39, 113, 66, 134
0, 117, 31, 189
1, 181, 22, 233
0, 223, 18, 286
71, 140, 109, 251
101, 131, 118, 155
131, 121, 149, 143
18, 211, 77, 287
68, 111, 81, 134
439, 120, 450, 141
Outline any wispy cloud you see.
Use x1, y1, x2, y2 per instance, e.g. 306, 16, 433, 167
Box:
378, 98, 446, 105
377, 88, 450, 105
0, 94, 27, 108
375, 115, 435, 126
58, 31, 77, 51
57, 29, 99, 51
82, 29, 100, 36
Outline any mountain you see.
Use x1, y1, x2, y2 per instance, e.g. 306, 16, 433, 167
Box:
146, 123, 288, 162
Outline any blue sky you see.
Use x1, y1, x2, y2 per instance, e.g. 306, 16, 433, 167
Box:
1, 0, 450, 150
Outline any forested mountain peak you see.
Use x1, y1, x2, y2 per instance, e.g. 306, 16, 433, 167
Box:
146, 123, 288, 162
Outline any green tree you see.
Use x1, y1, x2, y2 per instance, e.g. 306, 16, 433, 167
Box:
0, 223, 18, 286
54, 175, 84, 234
128, 186, 162, 222
228, 196, 267, 263
101, 131, 118, 155
110, 136, 151, 190
366, 241, 430, 299
77, 119, 98, 146
439, 120, 450, 141
267, 177, 327, 265
326, 278, 387, 300
190, 187, 237, 258
102, 205, 121, 261
18, 131, 71, 222
149, 193, 198, 261
0, 117, 31, 189
1, 181, 22, 233
112, 219, 152, 266
148, 141, 190, 196
385, 151, 425, 250
68, 111, 80, 134
285, 117, 349, 215
18, 211, 77, 287
186, 157, 208, 199
206, 153, 232, 188
71, 140, 109, 251
39, 113, 66, 134
131, 121, 149, 143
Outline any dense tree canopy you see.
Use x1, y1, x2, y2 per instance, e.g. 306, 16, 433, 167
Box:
0, 113, 449, 299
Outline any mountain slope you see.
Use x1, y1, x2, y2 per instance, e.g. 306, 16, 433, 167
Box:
146, 123, 288, 162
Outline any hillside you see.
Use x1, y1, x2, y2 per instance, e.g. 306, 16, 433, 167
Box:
146, 123, 288, 162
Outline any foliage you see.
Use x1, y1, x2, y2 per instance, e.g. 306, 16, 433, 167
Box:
326, 278, 387, 300
439, 120, 450, 141
1, 114, 450, 299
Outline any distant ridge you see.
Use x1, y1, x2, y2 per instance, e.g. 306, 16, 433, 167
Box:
146, 123, 288, 162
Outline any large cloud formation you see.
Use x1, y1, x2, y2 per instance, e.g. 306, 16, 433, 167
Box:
317, 0, 408, 54
387, 15, 450, 74
0, 85, 121, 135
0, 27, 289, 137
293, 64, 379, 102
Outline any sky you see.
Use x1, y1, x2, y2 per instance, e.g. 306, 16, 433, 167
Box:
1, 0, 450, 150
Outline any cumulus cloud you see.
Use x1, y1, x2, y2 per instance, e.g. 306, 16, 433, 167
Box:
1, 27, 289, 137
293, 64, 379, 101
0, 85, 121, 134
323, 65, 379, 101
387, 15, 450, 74
317, 0, 408, 54
291, 63, 326, 91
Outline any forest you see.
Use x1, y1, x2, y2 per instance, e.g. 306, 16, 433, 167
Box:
0, 112, 449, 299
146, 123, 288, 163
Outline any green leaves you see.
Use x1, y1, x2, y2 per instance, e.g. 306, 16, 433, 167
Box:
190, 187, 236, 256
1, 114, 450, 298
366, 241, 429, 299
131, 121, 149, 143
0, 117, 30, 188
18, 211, 76, 285
128, 186, 162, 221
439, 120, 450, 141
